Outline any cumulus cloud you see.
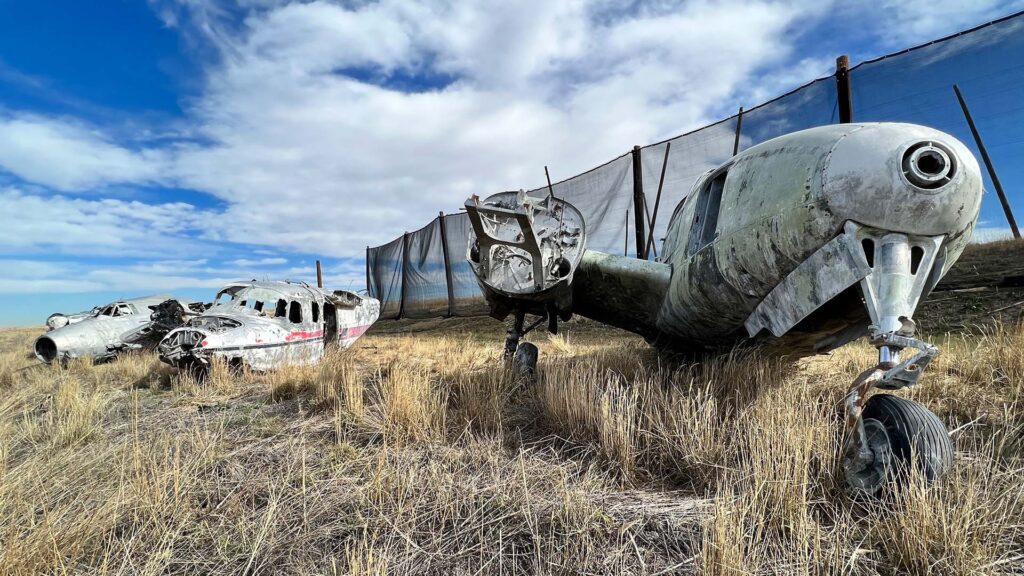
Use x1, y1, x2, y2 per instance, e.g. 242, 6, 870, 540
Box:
0, 188, 208, 257
163, 0, 831, 254
0, 114, 171, 191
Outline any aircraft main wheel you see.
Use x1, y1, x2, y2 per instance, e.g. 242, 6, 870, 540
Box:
513, 342, 539, 380
844, 394, 954, 494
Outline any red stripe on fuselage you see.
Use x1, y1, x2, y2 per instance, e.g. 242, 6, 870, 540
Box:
279, 324, 371, 343
339, 324, 372, 338
285, 329, 324, 342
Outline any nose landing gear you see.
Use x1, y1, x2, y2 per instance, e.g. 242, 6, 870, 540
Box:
841, 223, 954, 494
504, 308, 550, 381
842, 329, 953, 494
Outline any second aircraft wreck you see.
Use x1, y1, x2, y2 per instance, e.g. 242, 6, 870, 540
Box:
158, 280, 380, 371
35, 281, 380, 372
465, 122, 981, 495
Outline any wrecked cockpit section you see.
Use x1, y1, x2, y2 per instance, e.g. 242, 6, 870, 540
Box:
466, 191, 585, 312
465, 190, 588, 360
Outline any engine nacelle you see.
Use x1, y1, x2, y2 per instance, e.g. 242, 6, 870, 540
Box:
465, 191, 587, 320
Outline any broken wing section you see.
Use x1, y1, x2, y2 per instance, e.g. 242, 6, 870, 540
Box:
34, 295, 202, 364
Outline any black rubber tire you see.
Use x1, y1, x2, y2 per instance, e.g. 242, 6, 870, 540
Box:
862, 394, 954, 485
513, 342, 539, 381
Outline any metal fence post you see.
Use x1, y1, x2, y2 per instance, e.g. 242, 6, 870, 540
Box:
644, 141, 671, 259
631, 145, 646, 258
624, 208, 630, 256
437, 212, 457, 317
954, 84, 1021, 239
835, 55, 853, 123
399, 232, 410, 319
365, 246, 371, 296
732, 107, 744, 155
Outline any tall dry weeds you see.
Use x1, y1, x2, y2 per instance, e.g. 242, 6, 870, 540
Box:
0, 319, 1020, 573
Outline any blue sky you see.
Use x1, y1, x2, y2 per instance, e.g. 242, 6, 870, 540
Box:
1, 0, 1022, 326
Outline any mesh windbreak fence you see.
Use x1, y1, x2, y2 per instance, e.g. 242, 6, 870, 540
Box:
403, 218, 451, 319
639, 117, 738, 256
525, 152, 636, 255
366, 235, 404, 319
737, 77, 838, 150
850, 12, 1024, 237
636, 78, 836, 258
443, 213, 490, 316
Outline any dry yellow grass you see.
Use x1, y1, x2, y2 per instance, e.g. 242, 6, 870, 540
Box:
0, 319, 1021, 574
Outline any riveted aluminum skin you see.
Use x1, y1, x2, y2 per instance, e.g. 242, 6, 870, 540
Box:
653, 122, 981, 348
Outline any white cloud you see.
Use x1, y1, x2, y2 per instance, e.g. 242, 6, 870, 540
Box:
162, 0, 830, 254
0, 259, 219, 294
0, 256, 364, 295
231, 257, 287, 266
0, 114, 171, 190
0, 188, 209, 257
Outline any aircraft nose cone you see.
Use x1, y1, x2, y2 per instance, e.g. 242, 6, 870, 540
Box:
821, 123, 982, 238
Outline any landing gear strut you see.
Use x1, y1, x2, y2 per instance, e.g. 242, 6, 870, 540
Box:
842, 327, 953, 494
504, 308, 550, 379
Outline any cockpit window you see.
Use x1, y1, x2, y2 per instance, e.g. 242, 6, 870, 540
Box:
213, 291, 237, 307
227, 288, 291, 314
688, 169, 727, 256
100, 303, 133, 317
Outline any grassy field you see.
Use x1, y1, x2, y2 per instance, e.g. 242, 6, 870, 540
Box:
1, 243, 1023, 574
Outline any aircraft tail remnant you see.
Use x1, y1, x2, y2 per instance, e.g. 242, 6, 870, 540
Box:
466, 122, 982, 495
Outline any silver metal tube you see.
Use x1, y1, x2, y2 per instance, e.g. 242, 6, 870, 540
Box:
878, 345, 900, 366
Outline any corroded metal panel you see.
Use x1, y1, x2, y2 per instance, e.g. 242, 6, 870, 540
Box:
744, 232, 871, 338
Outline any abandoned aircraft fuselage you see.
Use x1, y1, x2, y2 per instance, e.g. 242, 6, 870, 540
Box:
34, 295, 190, 364
466, 122, 983, 494
158, 281, 380, 371
652, 122, 979, 348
